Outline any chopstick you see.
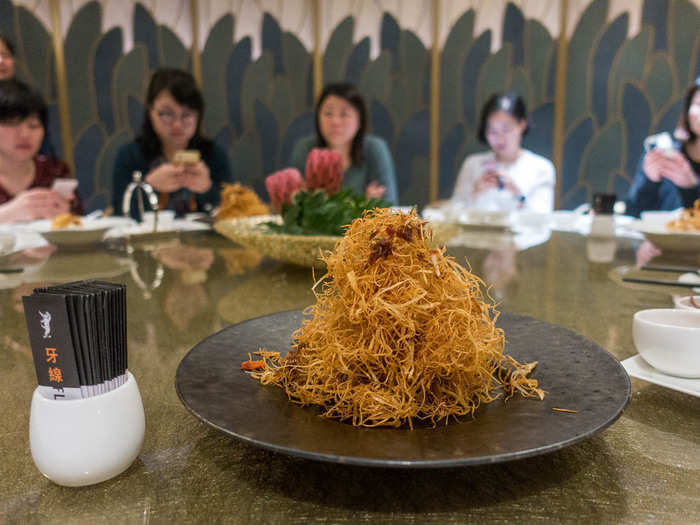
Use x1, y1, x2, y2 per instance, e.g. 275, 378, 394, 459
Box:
622, 277, 700, 288
641, 264, 699, 273
0, 268, 22, 274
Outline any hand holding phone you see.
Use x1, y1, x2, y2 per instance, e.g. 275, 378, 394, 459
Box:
51, 178, 78, 199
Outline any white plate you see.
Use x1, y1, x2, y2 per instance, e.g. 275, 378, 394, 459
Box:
549, 211, 640, 238
18, 217, 136, 246
621, 355, 700, 397
105, 218, 210, 240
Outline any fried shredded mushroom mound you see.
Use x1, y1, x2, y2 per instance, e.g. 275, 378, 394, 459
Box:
253, 209, 544, 428
216, 183, 270, 221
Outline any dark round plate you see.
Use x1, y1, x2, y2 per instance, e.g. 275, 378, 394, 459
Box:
175, 310, 630, 468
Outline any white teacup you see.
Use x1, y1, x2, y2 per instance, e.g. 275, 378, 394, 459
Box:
632, 309, 700, 378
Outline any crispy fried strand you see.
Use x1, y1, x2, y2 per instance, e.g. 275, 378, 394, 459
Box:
253, 209, 544, 428
666, 199, 700, 231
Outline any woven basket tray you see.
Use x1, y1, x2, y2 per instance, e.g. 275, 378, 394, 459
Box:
214, 214, 460, 269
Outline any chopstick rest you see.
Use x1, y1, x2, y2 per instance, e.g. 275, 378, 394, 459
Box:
23, 280, 144, 486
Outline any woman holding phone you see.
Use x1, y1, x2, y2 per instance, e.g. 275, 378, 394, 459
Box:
112, 68, 233, 217
289, 82, 398, 204
449, 92, 555, 214
625, 80, 700, 217
0, 79, 81, 223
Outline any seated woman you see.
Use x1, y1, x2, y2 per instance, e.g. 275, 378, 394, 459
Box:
112, 68, 233, 217
0, 79, 82, 223
1, 33, 55, 157
0, 33, 15, 80
625, 80, 700, 217
450, 92, 555, 214
289, 82, 398, 204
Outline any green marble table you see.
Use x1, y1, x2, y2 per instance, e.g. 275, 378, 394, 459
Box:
1, 230, 698, 524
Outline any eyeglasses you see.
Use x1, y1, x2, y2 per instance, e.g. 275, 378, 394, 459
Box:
0, 52, 13, 61
485, 125, 517, 137
154, 110, 197, 127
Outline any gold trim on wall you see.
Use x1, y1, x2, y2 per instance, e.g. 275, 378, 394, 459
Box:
190, 0, 202, 87
429, 0, 440, 204
312, 0, 322, 100
48, 0, 74, 176
552, 0, 569, 210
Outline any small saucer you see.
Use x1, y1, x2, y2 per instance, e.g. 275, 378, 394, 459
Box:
621, 355, 700, 397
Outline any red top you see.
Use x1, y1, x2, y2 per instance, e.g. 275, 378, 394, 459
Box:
0, 156, 84, 214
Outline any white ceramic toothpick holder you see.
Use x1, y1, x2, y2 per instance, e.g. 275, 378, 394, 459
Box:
29, 370, 145, 487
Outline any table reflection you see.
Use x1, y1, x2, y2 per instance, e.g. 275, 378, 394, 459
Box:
1, 229, 698, 525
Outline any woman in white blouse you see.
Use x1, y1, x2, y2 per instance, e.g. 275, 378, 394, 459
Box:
450, 93, 555, 214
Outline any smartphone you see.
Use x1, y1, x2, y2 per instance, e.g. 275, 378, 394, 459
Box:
643, 132, 674, 155
51, 178, 78, 199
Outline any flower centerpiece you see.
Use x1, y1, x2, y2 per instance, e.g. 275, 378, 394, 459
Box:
264, 149, 388, 236
214, 148, 390, 268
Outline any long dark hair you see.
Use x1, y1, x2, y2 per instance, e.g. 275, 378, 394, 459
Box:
137, 68, 211, 162
682, 79, 700, 143
0, 33, 15, 56
0, 78, 47, 129
314, 82, 367, 166
477, 92, 529, 144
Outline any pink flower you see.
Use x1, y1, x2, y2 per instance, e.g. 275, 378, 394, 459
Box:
305, 148, 343, 195
265, 168, 304, 213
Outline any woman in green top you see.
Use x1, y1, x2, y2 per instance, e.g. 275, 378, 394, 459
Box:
112, 68, 232, 217
289, 82, 398, 204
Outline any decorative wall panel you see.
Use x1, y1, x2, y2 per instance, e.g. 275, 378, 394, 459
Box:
2, 0, 699, 211
197, 0, 315, 198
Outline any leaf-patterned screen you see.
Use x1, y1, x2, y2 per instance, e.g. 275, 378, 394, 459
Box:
2, 0, 699, 211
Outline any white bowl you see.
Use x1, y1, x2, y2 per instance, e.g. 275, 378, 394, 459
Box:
632, 309, 700, 378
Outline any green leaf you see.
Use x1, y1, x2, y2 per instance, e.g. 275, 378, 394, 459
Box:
323, 16, 354, 84
644, 54, 675, 113
201, 14, 233, 138
268, 189, 389, 236
608, 28, 651, 120
440, 11, 475, 141
160, 25, 188, 69
671, 0, 700, 87
564, 0, 608, 133
476, 47, 510, 118
524, 19, 554, 105
581, 120, 623, 193
63, 1, 102, 139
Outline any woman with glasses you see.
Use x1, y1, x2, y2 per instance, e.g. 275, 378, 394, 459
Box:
112, 68, 233, 217
449, 92, 555, 214
0, 79, 82, 222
